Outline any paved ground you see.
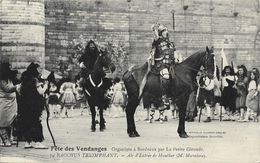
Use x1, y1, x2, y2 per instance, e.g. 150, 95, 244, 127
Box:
0, 108, 260, 163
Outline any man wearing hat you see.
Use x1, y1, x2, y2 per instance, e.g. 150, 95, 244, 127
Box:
148, 23, 176, 109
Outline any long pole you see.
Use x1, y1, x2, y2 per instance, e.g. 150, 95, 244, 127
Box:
45, 102, 56, 147
220, 55, 223, 121
257, 89, 260, 121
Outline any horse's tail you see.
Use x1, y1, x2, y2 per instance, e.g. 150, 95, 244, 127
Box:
122, 64, 136, 83
122, 67, 140, 103
122, 69, 132, 83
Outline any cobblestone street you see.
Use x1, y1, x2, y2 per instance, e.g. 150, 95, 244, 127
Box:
0, 109, 259, 163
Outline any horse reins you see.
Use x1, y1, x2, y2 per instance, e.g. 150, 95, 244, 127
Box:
179, 51, 214, 77
84, 74, 103, 97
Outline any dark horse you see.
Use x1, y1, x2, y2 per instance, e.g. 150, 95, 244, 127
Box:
82, 50, 115, 132
123, 46, 215, 138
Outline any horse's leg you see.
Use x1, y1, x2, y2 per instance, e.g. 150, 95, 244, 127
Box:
176, 95, 189, 138
99, 107, 105, 131
89, 103, 96, 132
145, 107, 150, 121
126, 97, 139, 137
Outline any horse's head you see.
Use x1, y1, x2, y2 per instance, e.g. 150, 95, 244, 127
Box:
202, 46, 215, 79
94, 49, 116, 75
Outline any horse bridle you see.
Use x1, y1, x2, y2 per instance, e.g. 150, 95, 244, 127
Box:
179, 50, 215, 77
200, 50, 215, 87
172, 50, 215, 88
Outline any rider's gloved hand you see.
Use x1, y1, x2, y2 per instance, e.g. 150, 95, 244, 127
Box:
79, 62, 86, 68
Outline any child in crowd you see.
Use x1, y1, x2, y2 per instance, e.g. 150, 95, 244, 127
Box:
47, 72, 61, 119
110, 77, 125, 118
74, 75, 88, 115
60, 77, 76, 118
48, 81, 61, 119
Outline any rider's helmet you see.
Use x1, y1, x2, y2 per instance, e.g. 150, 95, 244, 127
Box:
158, 24, 168, 36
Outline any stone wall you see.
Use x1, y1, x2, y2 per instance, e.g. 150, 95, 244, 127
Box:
0, 0, 45, 71
1, 0, 259, 73
44, 0, 260, 72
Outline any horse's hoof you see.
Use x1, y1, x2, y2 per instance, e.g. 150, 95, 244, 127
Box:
91, 126, 96, 132
100, 126, 106, 132
187, 118, 194, 122
179, 133, 189, 138
128, 132, 136, 138
134, 131, 140, 137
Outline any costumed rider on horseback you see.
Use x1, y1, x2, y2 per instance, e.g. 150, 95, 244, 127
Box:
79, 40, 100, 79
148, 23, 176, 110
78, 40, 112, 110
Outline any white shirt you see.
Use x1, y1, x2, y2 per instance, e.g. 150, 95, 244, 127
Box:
248, 80, 257, 91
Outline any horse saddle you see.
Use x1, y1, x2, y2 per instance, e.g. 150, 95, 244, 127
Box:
131, 62, 175, 98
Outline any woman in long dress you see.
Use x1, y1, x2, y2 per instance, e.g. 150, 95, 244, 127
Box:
18, 62, 48, 149
60, 77, 76, 118
235, 65, 248, 121
0, 63, 18, 147
244, 69, 259, 122
110, 77, 125, 118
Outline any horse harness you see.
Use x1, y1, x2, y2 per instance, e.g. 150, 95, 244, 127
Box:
84, 74, 103, 97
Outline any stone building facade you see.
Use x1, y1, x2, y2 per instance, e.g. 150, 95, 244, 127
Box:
0, 0, 45, 71
1, 0, 260, 72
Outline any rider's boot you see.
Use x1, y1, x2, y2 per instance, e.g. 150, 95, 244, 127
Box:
160, 72, 171, 110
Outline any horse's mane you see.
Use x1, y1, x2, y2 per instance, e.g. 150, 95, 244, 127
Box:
128, 62, 148, 72
170, 49, 208, 90
180, 50, 206, 65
